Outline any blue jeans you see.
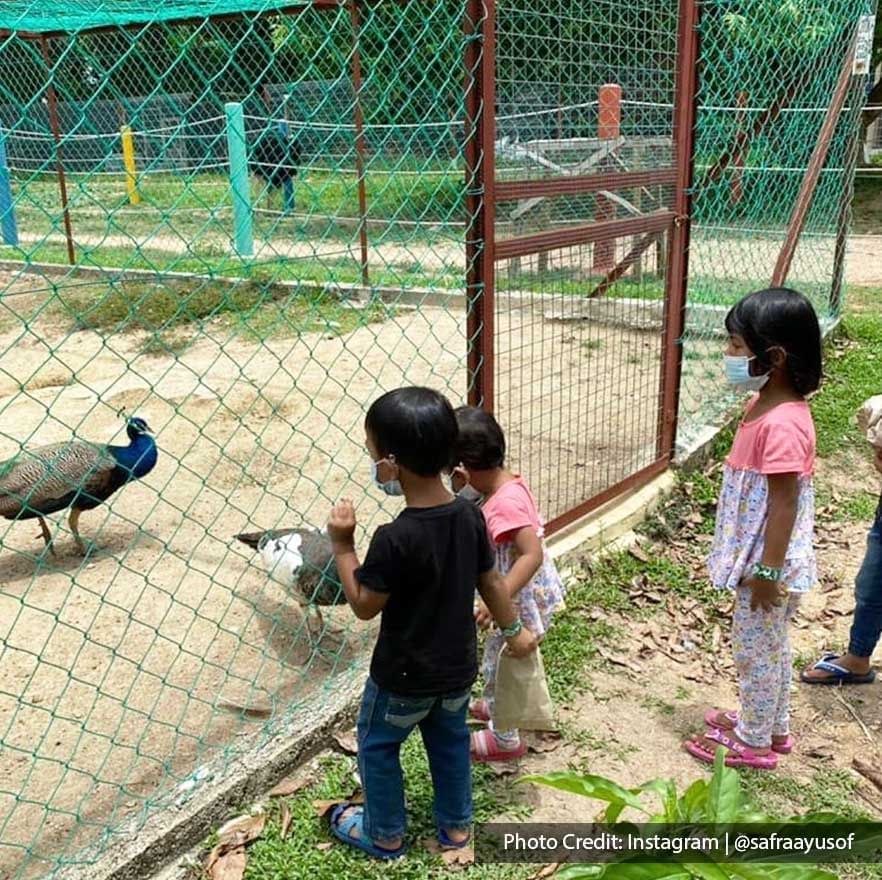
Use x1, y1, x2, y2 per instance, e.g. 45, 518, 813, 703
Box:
848, 511, 882, 658
357, 677, 472, 842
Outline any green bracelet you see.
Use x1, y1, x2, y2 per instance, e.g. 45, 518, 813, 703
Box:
501, 619, 523, 638
752, 563, 783, 582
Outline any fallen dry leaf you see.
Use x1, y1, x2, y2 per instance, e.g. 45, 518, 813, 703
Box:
854, 758, 882, 793
805, 744, 834, 761
207, 845, 246, 880
217, 701, 273, 720
527, 731, 563, 754
490, 762, 519, 777
530, 864, 561, 879
216, 813, 266, 848
316, 842, 333, 851
279, 802, 293, 840
333, 729, 359, 755
629, 545, 650, 563
313, 799, 344, 818
597, 648, 642, 673
269, 775, 311, 798
442, 846, 475, 868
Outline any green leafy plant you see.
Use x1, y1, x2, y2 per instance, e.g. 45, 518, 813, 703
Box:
522, 749, 842, 880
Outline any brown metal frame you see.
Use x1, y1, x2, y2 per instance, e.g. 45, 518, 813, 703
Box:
495, 168, 676, 202
657, 0, 701, 461
464, 0, 496, 408
39, 35, 76, 266
495, 210, 675, 261
348, 0, 370, 287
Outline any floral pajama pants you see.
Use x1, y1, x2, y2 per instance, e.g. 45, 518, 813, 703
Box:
731, 586, 801, 748
481, 630, 520, 744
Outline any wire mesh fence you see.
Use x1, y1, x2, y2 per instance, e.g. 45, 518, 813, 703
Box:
0, 0, 873, 877
679, 0, 876, 447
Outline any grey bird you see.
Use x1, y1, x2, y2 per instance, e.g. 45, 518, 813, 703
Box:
234, 527, 345, 637
0, 417, 158, 555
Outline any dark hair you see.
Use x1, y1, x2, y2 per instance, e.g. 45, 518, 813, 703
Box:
365, 387, 458, 477
452, 406, 506, 470
725, 288, 822, 396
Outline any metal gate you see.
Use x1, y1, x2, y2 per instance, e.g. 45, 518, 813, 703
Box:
466, 0, 700, 532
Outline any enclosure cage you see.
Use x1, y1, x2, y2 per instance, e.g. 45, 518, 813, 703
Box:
0, 0, 874, 877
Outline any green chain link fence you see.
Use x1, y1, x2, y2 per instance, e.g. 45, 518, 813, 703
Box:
0, 0, 873, 877
679, 0, 876, 448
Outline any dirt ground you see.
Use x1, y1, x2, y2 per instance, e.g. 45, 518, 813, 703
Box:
502, 459, 882, 829
0, 267, 672, 877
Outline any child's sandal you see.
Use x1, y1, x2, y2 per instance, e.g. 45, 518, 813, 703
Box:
704, 708, 794, 754
470, 728, 526, 763
684, 727, 778, 770
468, 700, 490, 723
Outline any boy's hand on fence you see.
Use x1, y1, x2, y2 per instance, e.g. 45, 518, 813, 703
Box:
874, 445, 882, 476
474, 599, 493, 629
745, 577, 785, 612
505, 626, 538, 658
328, 498, 357, 551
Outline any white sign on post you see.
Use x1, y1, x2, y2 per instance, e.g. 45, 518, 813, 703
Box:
854, 14, 876, 76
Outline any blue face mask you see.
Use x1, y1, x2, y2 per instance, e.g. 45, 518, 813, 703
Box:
370, 458, 404, 497
724, 354, 770, 392
449, 477, 484, 506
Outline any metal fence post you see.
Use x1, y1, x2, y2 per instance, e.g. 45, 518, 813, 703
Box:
464, 0, 496, 410
658, 0, 701, 459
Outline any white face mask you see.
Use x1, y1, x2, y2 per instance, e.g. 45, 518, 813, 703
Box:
370, 457, 404, 497
724, 354, 770, 392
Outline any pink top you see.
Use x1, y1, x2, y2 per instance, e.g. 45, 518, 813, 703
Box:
726, 398, 816, 476
481, 476, 544, 545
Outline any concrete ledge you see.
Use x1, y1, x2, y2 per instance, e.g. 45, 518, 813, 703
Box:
547, 470, 677, 561
56, 669, 366, 880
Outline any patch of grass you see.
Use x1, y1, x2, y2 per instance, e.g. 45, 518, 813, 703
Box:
232, 745, 533, 880
53, 278, 394, 352
816, 485, 880, 523
813, 302, 882, 457
640, 695, 676, 716
581, 339, 604, 352
741, 766, 871, 821
674, 686, 691, 701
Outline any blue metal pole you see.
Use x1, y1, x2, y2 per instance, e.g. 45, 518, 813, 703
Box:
0, 132, 19, 247
225, 102, 253, 257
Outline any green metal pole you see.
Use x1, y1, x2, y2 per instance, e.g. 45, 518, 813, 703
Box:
225, 101, 253, 257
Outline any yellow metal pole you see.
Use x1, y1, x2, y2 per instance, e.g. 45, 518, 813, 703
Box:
121, 125, 140, 205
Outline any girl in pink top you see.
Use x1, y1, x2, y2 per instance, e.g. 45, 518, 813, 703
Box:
685, 288, 822, 771
451, 407, 565, 762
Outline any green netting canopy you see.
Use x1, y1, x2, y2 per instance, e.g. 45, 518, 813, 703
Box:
0, 0, 310, 34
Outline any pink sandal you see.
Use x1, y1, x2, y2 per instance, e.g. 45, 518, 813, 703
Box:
704, 709, 794, 755
684, 727, 778, 770
469, 700, 490, 723
471, 728, 526, 763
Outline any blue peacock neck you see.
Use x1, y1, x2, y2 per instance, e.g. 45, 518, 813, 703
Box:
108, 431, 157, 480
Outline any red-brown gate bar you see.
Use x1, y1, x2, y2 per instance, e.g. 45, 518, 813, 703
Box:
464, 0, 497, 409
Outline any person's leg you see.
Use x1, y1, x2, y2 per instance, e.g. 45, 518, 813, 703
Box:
480, 630, 505, 715
772, 593, 800, 738
419, 688, 472, 844
802, 525, 882, 680
728, 587, 781, 751
352, 678, 432, 848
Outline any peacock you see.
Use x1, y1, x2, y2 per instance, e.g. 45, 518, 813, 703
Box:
0, 417, 158, 555
234, 527, 346, 639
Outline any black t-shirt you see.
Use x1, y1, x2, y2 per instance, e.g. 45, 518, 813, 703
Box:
355, 497, 495, 697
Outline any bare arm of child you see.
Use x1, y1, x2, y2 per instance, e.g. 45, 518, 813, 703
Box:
502, 526, 544, 597
744, 472, 799, 612
328, 498, 389, 621
477, 568, 538, 658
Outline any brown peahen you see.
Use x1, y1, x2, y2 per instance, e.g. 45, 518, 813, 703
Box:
0, 417, 157, 555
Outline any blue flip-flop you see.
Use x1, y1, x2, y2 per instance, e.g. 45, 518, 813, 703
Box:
329, 803, 407, 860
801, 653, 877, 685
438, 828, 471, 850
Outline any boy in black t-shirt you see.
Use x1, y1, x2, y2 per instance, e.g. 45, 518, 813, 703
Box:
326, 387, 536, 860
